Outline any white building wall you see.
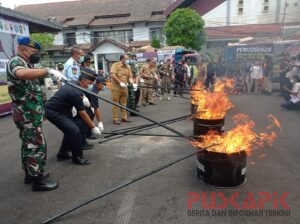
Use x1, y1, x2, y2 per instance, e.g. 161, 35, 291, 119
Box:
285, 0, 300, 23
230, 0, 277, 25
203, 1, 227, 27
133, 23, 149, 41
202, 0, 300, 27
53, 31, 63, 45
92, 42, 125, 55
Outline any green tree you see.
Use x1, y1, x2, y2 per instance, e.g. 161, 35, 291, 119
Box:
30, 32, 55, 51
151, 37, 161, 49
163, 8, 206, 51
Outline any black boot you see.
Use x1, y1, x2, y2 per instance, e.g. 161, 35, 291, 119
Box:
57, 152, 72, 161
32, 175, 59, 191
72, 156, 90, 165
25, 171, 49, 184
82, 140, 94, 150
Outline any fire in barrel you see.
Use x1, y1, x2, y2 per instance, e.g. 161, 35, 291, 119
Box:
192, 79, 234, 136
192, 114, 281, 187
190, 81, 204, 115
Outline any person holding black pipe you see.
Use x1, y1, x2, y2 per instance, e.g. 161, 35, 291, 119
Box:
84, 75, 106, 140
45, 68, 101, 165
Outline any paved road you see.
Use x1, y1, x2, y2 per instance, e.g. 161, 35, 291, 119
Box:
0, 91, 299, 224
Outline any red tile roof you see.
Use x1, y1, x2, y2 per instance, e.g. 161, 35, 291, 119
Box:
206, 23, 282, 40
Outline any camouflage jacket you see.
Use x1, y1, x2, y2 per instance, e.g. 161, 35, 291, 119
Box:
6, 56, 44, 123
159, 65, 174, 78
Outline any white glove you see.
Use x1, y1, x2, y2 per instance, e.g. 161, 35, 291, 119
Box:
132, 83, 138, 91
120, 82, 127, 88
48, 68, 64, 82
91, 127, 101, 138
91, 107, 95, 114
82, 95, 90, 108
97, 122, 104, 132
140, 78, 145, 84
71, 107, 77, 117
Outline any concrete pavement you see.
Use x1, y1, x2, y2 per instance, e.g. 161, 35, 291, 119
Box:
0, 91, 299, 224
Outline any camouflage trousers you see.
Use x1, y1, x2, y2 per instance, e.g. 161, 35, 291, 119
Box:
127, 84, 136, 110
15, 116, 47, 177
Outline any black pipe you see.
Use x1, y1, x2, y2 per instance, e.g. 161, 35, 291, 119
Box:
111, 114, 191, 133
140, 85, 203, 92
99, 116, 189, 144
64, 81, 193, 141
103, 132, 185, 138
41, 150, 199, 224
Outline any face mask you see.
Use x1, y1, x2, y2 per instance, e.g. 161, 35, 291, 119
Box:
29, 53, 41, 64
88, 84, 94, 91
79, 56, 85, 64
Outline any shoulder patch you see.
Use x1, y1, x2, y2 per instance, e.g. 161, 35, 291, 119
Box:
7, 57, 27, 77
72, 66, 78, 75
9, 57, 26, 70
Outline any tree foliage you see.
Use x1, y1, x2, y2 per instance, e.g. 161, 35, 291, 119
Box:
30, 32, 55, 51
151, 37, 161, 49
163, 8, 206, 51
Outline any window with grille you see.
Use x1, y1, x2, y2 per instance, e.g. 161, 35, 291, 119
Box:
64, 32, 76, 46
150, 28, 163, 41
94, 30, 133, 45
263, 0, 269, 13
238, 0, 244, 14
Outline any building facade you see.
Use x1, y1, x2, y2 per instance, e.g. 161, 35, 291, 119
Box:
165, 0, 300, 60
0, 6, 62, 116
16, 0, 172, 73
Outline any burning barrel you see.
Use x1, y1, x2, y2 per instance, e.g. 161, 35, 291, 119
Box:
193, 117, 225, 136
196, 149, 247, 188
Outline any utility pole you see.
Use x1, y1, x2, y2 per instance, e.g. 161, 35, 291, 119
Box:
281, 0, 288, 39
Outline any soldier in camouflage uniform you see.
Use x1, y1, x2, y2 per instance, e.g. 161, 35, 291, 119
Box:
6, 36, 63, 191
159, 59, 174, 101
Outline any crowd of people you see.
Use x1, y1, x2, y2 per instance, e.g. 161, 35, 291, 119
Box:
5, 36, 300, 192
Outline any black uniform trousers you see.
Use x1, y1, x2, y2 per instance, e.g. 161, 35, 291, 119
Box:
45, 109, 83, 158
74, 108, 94, 144
174, 78, 184, 96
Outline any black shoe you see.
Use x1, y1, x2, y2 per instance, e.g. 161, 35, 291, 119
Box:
57, 153, 71, 162
87, 135, 97, 140
83, 143, 94, 150
149, 102, 156, 105
121, 119, 131, 123
72, 156, 90, 165
32, 176, 59, 191
25, 171, 50, 184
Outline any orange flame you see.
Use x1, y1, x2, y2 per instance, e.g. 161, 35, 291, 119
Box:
191, 81, 205, 105
192, 114, 281, 154
192, 79, 235, 120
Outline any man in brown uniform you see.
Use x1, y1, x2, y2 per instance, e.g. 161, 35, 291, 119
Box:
110, 55, 135, 125
140, 59, 157, 106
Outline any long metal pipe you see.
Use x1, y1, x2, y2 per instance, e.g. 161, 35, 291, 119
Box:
99, 116, 189, 144
111, 114, 191, 133
64, 81, 193, 141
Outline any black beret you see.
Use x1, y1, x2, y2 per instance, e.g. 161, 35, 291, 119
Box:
80, 66, 97, 81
